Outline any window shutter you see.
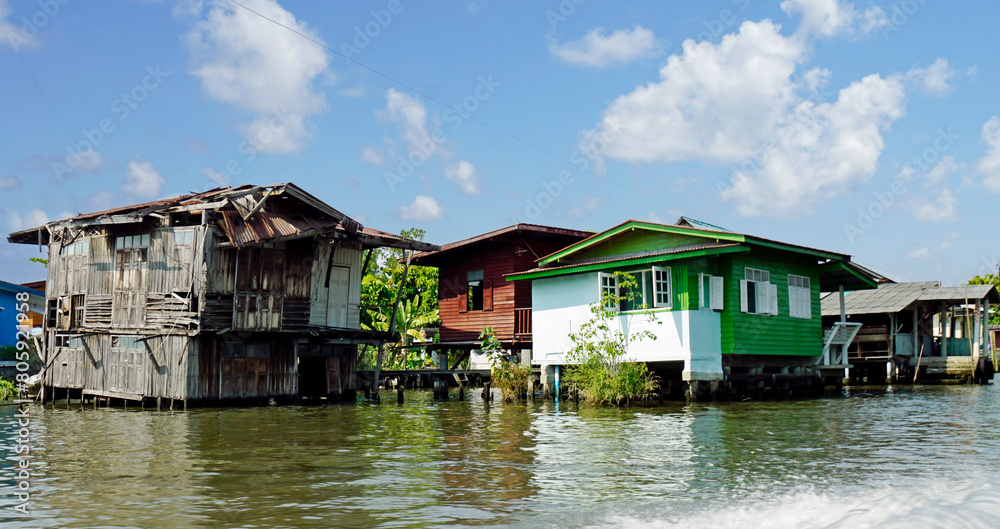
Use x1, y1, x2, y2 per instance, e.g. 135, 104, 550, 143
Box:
459, 283, 468, 313
483, 279, 493, 311
711, 276, 724, 311
768, 283, 778, 315
801, 287, 811, 319
739, 280, 749, 313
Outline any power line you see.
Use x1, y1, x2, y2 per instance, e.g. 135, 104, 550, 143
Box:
15, 50, 118, 197
224, 0, 669, 209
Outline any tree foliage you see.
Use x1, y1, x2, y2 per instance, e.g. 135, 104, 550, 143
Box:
968, 274, 1000, 325
564, 272, 660, 405
358, 228, 441, 370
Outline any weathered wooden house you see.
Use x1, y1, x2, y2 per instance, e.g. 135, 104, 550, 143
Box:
820, 281, 998, 383
409, 224, 591, 368
7, 183, 436, 406
506, 219, 879, 399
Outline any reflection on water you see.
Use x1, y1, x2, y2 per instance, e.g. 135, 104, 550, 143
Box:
1, 384, 999, 528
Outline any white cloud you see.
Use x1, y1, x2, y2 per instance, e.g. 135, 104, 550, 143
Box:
975, 116, 1000, 192
582, 18, 910, 217
549, 26, 657, 68
909, 188, 957, 222
7, 208, 71, 232
398, 195, 444, 221
907, 232, 958, 259
124, 158, 166, 199
377, 89, 483, 195
924, 156, 961, 185
906, 58, 955, 96
444, 160, 482, 195
0, 0, 38, 50
202, 165, 229, 187
781, 0, 887, 38
183, 0, 330, 154
0, 174, 20, 189
359, 145, 386, 166
378, 88, 445, 160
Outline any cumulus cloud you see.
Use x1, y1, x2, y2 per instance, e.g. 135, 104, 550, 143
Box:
909, 188, 957, 222
398, 195, 444, 221
905, 58, 955, 96
975, 116, 1000, 192
123, 158, 165, 199
7, 208, 72, 232
549, 26, 657, 67
781, 0, 887, 38
907, 232, 959, 259
581, 16, 911, 217
0, 0, 38, 50
444, 160, 482, 195
378, 89, 481, 195
183, 0, 330, 154
923, 156, 961, 186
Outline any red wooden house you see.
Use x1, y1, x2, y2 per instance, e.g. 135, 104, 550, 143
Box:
411, 224, 591, 365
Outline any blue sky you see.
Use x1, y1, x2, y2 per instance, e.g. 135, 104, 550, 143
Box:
1, 0, 998, 286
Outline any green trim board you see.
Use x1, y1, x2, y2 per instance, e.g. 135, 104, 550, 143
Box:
537, 220, 848, 267
538, 220, 745, 266
506, 245, 749, 281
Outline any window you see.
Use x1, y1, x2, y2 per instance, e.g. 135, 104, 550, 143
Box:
71, 294, 85, 328
59, 239, 90, 256
174, 229, 194, 246
653, 267, 672, 309
115, 234, 150, 250
740, 267, 777, 315
467, 270, 484, 311
699, 274, 724, 311
598, 267, 672, 312
46, 299, 58, 328
788, 274, 812, 319
55, 335, 82, 348
599, 273, 617, 310
111, 335, 143, 349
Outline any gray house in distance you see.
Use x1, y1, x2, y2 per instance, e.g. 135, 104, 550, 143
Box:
820, 281, 998, 383
8, 183, 436, 407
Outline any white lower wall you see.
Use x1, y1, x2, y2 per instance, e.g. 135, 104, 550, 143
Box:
531, 273, 723, 380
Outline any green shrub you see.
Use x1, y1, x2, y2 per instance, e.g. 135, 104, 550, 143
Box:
0, 378, 16, 401
480, 327, 531, 402
564, 272, 660, 405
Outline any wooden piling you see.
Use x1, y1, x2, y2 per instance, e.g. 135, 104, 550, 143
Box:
397, 386, 404, 404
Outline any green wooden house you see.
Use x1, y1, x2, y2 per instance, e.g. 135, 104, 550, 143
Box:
507, 219, 878, 397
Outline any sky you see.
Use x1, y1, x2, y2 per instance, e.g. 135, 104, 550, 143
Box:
1, 0, 998, 286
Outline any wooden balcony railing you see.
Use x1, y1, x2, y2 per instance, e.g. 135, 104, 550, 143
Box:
514, 308, 532, 340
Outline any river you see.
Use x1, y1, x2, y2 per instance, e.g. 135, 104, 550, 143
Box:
2, 383, 999, 528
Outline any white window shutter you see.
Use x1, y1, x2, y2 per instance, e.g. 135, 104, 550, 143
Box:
740, 280, 749, 313
756, 282, 768, 315
768, 283, 778, 315
711, 275, 724, 310
801, 288, 812, 319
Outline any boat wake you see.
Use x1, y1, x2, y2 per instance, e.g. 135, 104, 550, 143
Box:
572, 476, 1000, 529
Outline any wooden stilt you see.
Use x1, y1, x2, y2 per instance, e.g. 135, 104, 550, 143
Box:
397, 386, 404, 404
156, 397, 161, 411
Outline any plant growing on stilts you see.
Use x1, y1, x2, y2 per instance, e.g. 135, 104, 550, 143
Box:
564, 272, 660, 405
480, 327, 531, 402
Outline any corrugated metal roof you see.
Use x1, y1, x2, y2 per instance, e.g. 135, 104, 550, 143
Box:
917, 285, 999, 302
411, 223, 593, 264
820, 281, 939, 316
219, 210, 338, 248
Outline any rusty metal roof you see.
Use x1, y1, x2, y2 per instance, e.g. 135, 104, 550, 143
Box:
219, 209, 339, 248
411, 223, 593, 265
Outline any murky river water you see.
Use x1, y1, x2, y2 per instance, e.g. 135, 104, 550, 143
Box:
2, 383, 1000, 528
